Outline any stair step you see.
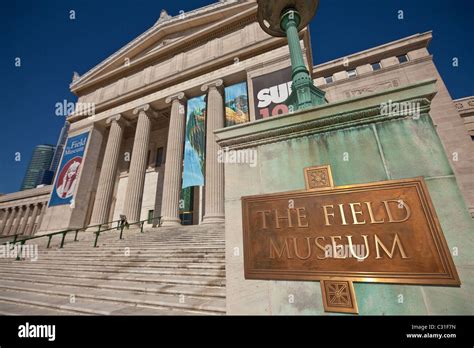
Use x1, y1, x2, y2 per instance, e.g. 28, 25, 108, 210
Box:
38, 250, 225, 256
0, 281, 225, 314
0, 269, 225, 287
0, 224, 226, 315
23, 257, 225, 264
0, 300, 81, 315
5, 259, 225, 270
1, 263, 225, 277
0, 289, 206, 315
0, 275, 225, 298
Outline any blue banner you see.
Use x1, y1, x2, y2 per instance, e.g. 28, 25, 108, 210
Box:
49, 132, 89, 207
182, 96, 206, 189
225, 82, 249, 127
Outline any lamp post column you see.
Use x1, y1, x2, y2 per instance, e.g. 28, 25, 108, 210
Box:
280, 8, 326, 110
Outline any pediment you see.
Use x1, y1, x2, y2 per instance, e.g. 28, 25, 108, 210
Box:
132, 23, 211, 60
71, 0, 257, 94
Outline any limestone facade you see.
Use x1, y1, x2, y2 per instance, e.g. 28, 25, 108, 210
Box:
312, 32, 474, 216
0, 186, 50, 236
454, 96, 474, 139
40, 0, 299, 232
1, 1, 472, 237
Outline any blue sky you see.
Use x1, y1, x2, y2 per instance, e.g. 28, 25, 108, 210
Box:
0, 0, 472, 193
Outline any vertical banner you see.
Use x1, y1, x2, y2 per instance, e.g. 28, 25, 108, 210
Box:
182, 95, 206, 189
49, 132, 89, 207
224, 82, 249, 127
252, 66, 292, 120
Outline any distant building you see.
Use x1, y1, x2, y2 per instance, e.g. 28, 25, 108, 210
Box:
49, 121, 70, 174
20, 145, 55, 191
39, 121, 71, 185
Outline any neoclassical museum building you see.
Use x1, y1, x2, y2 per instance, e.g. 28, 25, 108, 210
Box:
0, 0, 473, 236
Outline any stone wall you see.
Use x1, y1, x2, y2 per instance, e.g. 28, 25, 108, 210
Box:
216, 80, 474, 315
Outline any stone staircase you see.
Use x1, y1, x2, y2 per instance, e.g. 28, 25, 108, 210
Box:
0, 224, 226, 315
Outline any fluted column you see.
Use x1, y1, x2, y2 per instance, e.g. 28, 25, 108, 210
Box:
19, 205, 31, 234
160, 93, 187, 227
35, 202, 47, 234
89, 114, 127, 226
26, 203, 40, 235
0, 208, 12, 235
201, 79, 225, 224
124, 104, 155, 222
0, 209, 5, 227
11, 206, 24, 235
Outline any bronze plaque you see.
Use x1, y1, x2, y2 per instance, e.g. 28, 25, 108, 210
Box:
241, 175, 460, 286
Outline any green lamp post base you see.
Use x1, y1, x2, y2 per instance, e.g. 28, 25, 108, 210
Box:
286, 79, 326, 111
280, 8, 326, 111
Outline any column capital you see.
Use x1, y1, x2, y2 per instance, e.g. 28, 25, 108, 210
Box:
133, 104, 157, 118
165, 92, 187, 104
201, 79, 224, 93
106, 114, 129, 127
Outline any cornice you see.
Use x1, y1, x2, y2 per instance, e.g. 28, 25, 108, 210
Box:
316, 55, 433, 88
215, 79, 437, 150
312, 31, 432, 75
217, 99, 431, 150
0, 186, 52, 204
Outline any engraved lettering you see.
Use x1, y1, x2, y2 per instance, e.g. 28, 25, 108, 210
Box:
383, 200, 411, 223
292, 237, 312, 260
322, 205, 334, 226
296, 207, 309, 228
374, 233, 409, 259
269, 238, 293, 259
364, 201, 384, 224
349, 202, 366, 225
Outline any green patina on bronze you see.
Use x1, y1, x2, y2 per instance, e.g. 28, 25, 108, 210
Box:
280, 9, 326, 110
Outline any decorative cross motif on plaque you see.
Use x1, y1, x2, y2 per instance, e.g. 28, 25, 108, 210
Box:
321, 279, 358, 314
304, 165, 334, 191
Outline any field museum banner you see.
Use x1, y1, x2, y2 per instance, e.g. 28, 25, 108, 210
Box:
182, 95, 207, 189
224, 82, 249, 127
49, 132, 89, 207
252, 66, 292, 120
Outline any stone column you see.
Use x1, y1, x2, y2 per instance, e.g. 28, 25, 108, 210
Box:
161, 92, 187, 227
35, 202, 47, 234
123, 104, 155, 223
0, 209, 5, 227
0, 209, 6, 233
201, 79, 225, 224
26, 203, 40, 235
4, 208, 17, 235
0, 208, 12, 235
11, 206, 24, 235
89, 114, 128, 226
19, 205, 31, 234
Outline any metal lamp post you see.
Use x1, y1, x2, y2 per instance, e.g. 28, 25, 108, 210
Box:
257, 0, 326, 111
